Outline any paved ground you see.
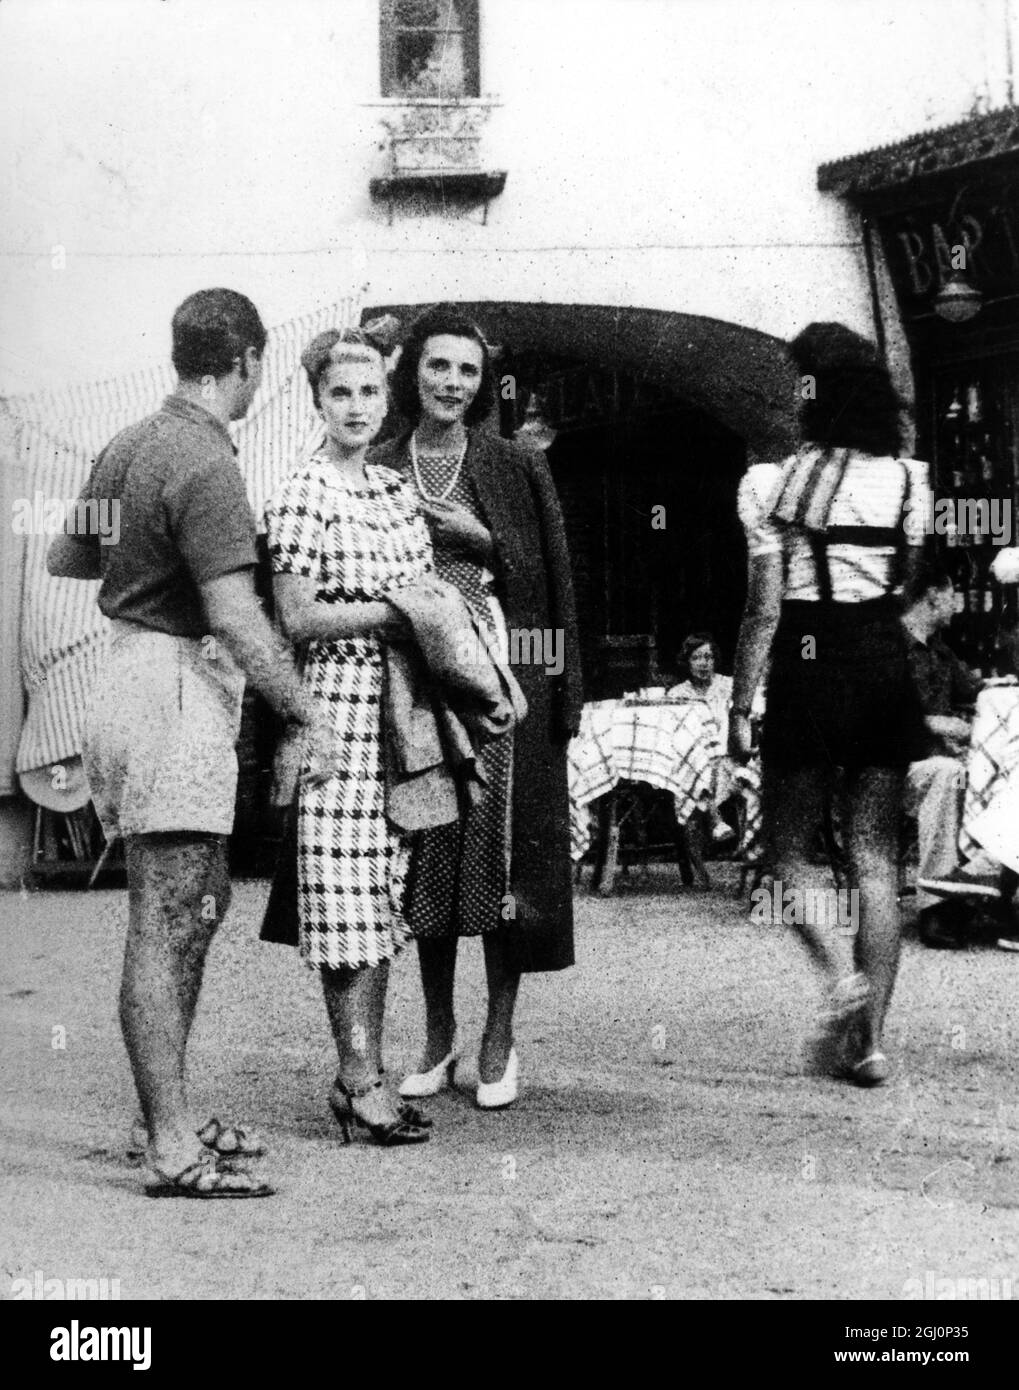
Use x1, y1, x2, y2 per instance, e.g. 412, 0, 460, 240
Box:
2, 865, 1018, 1301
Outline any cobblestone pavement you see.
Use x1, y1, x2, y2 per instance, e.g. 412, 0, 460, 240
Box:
2, 867, 1018, 1300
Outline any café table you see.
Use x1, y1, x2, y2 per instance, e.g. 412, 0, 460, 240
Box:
568, 695, 716, 893
959, 680, 1019, 866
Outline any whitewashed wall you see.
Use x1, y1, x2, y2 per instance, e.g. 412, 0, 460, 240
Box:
0, 0, 1015, 395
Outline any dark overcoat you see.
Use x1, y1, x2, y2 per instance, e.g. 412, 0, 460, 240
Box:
372, 428, 583, 972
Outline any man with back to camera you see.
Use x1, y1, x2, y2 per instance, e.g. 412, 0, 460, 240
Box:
901, 562, 1004, 949
48, 288, 340, 1197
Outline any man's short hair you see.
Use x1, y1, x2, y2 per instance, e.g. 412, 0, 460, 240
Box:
171, 289, 267, 380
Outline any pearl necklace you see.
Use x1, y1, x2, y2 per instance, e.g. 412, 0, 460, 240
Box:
410, 432, 468, 503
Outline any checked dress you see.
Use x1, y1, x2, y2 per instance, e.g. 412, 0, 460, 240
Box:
264, 455, 432, 970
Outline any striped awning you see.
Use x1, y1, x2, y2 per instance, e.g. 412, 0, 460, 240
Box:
6, 297, 360, 781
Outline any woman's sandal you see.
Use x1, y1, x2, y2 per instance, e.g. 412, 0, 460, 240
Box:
330, 1076, 433, 1131
382, 1075, 434, 1128
127, 1116, 268, 1161
329, 1077, 431, 1147
145, 1151, 276, 1199
325, 1078, 428, 1134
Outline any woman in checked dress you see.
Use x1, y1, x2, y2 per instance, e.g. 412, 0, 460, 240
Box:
264, 328, 433, 1145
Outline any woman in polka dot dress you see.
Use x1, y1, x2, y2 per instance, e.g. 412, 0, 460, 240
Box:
371, 305, 583, 1111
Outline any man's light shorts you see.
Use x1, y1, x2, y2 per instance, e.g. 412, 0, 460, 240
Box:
83, 621, 245, 839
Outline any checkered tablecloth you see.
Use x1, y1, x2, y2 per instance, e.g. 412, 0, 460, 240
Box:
733, 757, 763, 865
960, 683, 1019, 863
567, 699, 715, 860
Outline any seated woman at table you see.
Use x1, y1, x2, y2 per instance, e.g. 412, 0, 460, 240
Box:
728, 321, 930, 1088
668, 632, 742, 845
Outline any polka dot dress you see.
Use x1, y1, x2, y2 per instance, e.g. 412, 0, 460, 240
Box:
405, 444, 513, 938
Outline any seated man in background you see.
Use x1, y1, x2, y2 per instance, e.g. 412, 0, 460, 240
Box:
901, 563, 1000, 948
926, 599, 1019, 950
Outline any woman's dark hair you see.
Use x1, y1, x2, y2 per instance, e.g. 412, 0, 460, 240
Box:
679, 632, 720, 674
789, 322, 906, 456
390, 303, 496, 427
301, 327, 387, 410
171, 288, 267, 380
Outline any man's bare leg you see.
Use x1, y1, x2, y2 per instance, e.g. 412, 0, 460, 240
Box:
121, 832, 230, 1174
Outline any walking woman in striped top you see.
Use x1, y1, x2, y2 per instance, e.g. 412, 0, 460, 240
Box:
729, 323, 930, 1086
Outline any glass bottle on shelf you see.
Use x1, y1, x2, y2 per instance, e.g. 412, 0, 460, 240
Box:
944, 532, 969, 621
967, 547, 993, 673
978, 431, 995, 491
943, 385, 965, 495
982, 569, 998, 676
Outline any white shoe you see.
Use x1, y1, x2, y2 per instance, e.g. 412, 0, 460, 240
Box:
399, 1042, 458, 1099
476, 1047, 519, 1109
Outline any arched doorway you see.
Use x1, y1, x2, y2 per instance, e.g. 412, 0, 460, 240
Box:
365, 301, 795, 692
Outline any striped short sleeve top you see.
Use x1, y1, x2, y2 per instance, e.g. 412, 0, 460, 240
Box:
737, 451, 931, 603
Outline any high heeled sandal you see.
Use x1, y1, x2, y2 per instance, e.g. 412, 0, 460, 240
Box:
329, 1077, 433, 1131
329, 1077, 431, 1147
378, 1070, 433, 1127
399, 1041, 459, 1099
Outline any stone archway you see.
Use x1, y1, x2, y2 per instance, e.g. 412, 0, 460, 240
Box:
363, 300, 797, 456
363, 300, 797, 692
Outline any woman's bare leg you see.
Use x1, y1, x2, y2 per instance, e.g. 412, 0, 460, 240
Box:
841, 765, 903, 1054
480, 932, 521, 1083
762, 762, 845, 983
415, 938, 458, 1069
323, 961, 402, 1124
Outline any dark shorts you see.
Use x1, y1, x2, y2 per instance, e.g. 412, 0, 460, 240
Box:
761, 598, 927, 772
